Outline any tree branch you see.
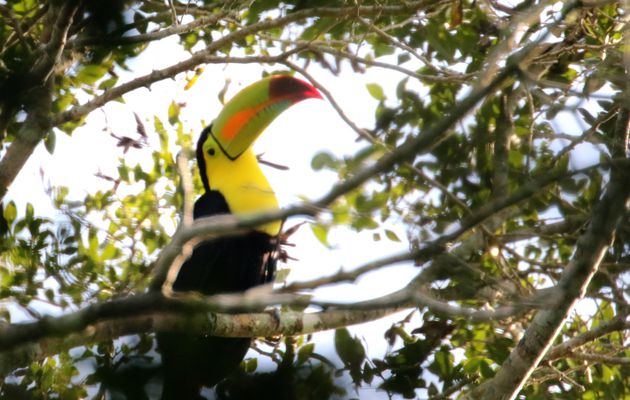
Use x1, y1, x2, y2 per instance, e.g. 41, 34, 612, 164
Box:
50, 50, 306, 129
29, 0, 77, 82
0, 301, 401, 376
0, 82, 53, 201
0, 0, 78, 201
4, 148, 611, 366
0, 267, 573, 378
544, 317, 630, 361
563, 352, 630, 366
67, 11, 229, 48
280, 251, 417, 291
262, 36, 469, 83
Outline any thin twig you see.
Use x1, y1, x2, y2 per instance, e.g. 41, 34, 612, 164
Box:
161, 152, 196, 294
282, 60, 376, 142
68, 11, 228, 48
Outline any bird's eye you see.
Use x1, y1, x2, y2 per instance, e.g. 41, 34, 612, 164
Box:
207, 148, 216, 156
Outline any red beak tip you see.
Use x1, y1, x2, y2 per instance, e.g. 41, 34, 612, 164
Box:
309, 89, 324, 100
269, 75, 323, 102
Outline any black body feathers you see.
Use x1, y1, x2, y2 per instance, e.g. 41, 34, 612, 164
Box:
157, 190, 278, 399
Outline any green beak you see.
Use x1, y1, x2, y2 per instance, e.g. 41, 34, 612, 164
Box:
210, 75, 322, 159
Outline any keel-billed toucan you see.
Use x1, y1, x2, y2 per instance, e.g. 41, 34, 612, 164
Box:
157, 75, 322, 398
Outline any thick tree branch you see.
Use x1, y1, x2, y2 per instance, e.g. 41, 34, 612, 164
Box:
0, 303, 400, 376
29, 0, 77, 82
0, 0, 78, 201
0, 270, 572, 378
0, 83, 53, 201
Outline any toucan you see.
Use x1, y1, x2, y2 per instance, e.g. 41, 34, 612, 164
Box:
157, 75, 322, 399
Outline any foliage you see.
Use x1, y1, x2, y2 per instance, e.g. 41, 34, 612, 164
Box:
0, 0, 628, 399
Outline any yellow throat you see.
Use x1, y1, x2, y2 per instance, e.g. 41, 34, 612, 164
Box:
203, 145, 280, 236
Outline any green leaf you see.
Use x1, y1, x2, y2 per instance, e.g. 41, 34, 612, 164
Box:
25, 203, 34, 221
0, 307, 11, 323
334, 328, 365, 368
274, 268, 290, 283
310, 223, 330, 247
578, 108, 596, 125
397, 53, 411, 65
44, 130, 56, 154
384, 229, 400, 242
601, 364, 615, 383
480, 359, 494, 379
168, 101, 181, 126
102, 243, 117, 260
98, 77, 119, 90
242, 357, 257, 373
54, 91, 76, 112
432, 349, 453, 376
297, 343, 315, 365
154, 116, 169, 151
118, 165, 130, 182
366, 83, 385, 101
311, 151, 336, 171
4, 201, 17, 224
77, 65, 108, 85
584, 74, 606, 94
373, 43, 395, 57
181, 32, 199, 51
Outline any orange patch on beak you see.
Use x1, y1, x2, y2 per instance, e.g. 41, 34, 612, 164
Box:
221, 106, 259, 140
220, 95, 294, 140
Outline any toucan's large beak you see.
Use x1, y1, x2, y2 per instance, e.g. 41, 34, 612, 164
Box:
210, 75, 322, 160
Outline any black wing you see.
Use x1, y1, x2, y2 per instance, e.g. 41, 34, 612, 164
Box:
158, 190, 279, 398
172, 190, 278, 294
